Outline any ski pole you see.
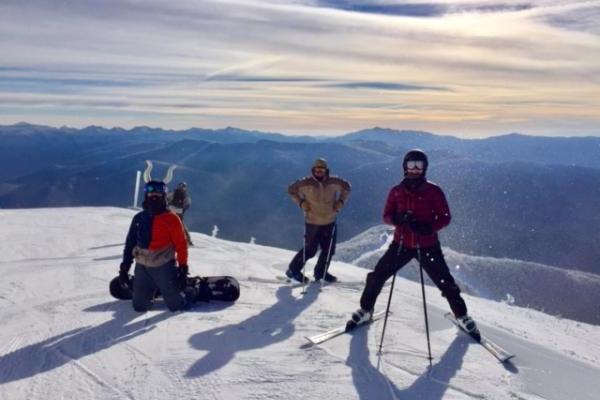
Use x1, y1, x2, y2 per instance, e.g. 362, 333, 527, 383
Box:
320, 222, 337, 291
301, 222, 308, 295
377, 271, 397, 355
416, 243, 433, 367
377, 233, 403, 355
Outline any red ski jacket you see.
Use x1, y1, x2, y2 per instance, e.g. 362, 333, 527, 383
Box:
123, 210, 188, 267
383, 180, 451, 249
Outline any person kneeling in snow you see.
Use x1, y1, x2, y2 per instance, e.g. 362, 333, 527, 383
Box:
118, 180, 195, 312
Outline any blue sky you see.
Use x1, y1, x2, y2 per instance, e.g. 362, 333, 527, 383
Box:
0, 0, 599, 137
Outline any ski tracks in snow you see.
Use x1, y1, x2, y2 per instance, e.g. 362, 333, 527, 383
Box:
49, 345, 137, 400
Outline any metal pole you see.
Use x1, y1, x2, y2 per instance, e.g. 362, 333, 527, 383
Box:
133, 170, 141, 208
416, 244, 433, 367
301, 223, 307, 294
377, 234, 403, 355
377, 272, 397, 355
320, 222, 336, 291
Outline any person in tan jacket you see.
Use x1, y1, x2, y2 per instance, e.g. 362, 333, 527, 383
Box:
286, 158, 351, 283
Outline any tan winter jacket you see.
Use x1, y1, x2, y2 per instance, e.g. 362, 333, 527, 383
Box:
288, 175, 351, 225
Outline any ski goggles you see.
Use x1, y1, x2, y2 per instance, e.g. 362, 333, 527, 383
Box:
406, 160, 425, 170
144, 182, 167, 194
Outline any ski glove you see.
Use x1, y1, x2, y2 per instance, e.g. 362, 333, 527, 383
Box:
333, 199, 344, 212
118, 262, 131, 287
392, 212, 415, 226
409, 220, 434, 235
299, 199, 311, 212
177, 264, 189, 289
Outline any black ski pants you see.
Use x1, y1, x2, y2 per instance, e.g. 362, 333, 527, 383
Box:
288, 222, 337, 279
132, 261, 194, 312
359, 242, 467, 318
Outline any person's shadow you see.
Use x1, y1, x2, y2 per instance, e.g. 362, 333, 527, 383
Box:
347, 326, 470, 400
0, 301, 173, 384
186, 285, 318, 377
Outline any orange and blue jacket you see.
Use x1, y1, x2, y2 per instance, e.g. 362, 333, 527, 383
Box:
122, 210, 188, 267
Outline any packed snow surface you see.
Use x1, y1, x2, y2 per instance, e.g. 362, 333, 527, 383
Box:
1, 208, 599, 400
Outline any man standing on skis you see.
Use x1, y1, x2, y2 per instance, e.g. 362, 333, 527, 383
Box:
348, 150, 478, 336
286, 158, 351, 283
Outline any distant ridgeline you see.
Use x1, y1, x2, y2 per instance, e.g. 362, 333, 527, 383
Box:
1, 123, 599, 274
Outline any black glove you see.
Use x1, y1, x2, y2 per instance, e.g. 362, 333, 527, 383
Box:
392, 212, 415, 226
177, 264, 189, 289
118, 262, 131, 287
299, 199, 311, 212
408, 220, 434, 235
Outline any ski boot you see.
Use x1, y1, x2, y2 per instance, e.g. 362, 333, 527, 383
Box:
285, 269, 310, 284
457, 315, 481, 341
345, 308, 373, 332
314, 272, 338, 283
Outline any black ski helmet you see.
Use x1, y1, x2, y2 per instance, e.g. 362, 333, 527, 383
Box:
144, 180, 167, 196
403, 149, 428, 176
142, 180, 168, 212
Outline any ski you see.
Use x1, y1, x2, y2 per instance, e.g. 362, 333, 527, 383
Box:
247, 276, 287, 284
305, 310, 387, 345
276, 275, 296, 283
247, 276, 303, 288
247, 276, 366, 291
445, 313, 515, 363
276, 275, 368, 290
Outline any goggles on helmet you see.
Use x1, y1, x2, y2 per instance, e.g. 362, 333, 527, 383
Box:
406, 160, 425, 170
144, 182, 167, 194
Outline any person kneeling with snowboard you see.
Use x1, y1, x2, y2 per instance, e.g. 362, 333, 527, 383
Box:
117, 179, 196, 312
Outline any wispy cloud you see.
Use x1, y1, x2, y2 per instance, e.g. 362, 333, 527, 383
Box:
325, 81, 448, 91
310, 1, 536, 16
312, 1, 447, 16
0, 0, 598, 136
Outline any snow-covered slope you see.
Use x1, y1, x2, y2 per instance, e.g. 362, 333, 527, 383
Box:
335, 225, 600, 326
1, 208, 599, 400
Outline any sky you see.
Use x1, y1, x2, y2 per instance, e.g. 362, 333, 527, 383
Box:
0, 0, 599, 137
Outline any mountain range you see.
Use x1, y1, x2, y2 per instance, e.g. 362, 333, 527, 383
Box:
1, 122, 599, 275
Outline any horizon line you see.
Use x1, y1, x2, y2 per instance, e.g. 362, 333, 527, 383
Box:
3, 121, 599, 140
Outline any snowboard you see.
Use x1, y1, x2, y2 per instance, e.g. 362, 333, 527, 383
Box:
109, 274, 240, 302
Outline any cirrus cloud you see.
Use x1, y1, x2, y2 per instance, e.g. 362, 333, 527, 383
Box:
0, 0, 598, 136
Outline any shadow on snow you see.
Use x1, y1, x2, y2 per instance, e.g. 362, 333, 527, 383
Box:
0, 301, 173, 384
186, 285, 318, 377
347, 326, 472, 400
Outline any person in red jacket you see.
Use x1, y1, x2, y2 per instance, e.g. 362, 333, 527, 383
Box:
119, 180, 195, 312
348, 150, 478, 335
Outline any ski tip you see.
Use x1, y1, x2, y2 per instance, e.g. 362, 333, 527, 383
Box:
502, 354, 516, 363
